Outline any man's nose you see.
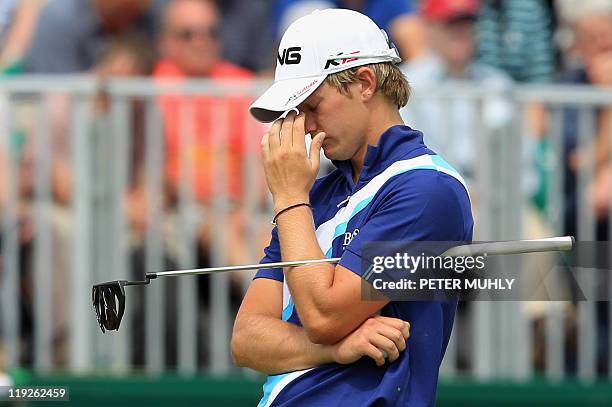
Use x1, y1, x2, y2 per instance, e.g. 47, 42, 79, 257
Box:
304, 113, 317, 135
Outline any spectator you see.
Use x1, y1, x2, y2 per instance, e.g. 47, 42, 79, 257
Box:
557, 0, 612, 241
150, 0, 269, 365
477, 0, 555, 84
154, 0, 254, 206
274, 0, 428, 62
217, 0, 276, 74
23, 0, 166, 73
476, 0, 555, 138
17, 0, 160, 365
403, 0, 556, 374
41, 34, 156, 210
87, 35, 161, 369
153, 0, 262, 259
0, 0, 46, 73
556, 2, 612, 377
400, 0, 513, 185
7, 34, 156, 367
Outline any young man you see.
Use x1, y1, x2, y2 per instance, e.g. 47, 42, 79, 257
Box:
232, 9, 473, 407
558, 1, 612, 240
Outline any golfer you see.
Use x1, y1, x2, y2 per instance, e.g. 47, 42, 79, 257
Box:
231, 8, 473, 407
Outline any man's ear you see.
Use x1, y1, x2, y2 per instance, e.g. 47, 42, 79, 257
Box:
355, 67, 377, 102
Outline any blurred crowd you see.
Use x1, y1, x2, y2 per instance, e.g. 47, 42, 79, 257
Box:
0, 0, 610, 375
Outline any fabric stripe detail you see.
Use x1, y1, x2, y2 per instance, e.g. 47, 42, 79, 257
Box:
258, 369, 314, 407
316, 154, 468, 256
282, 297, 294, 321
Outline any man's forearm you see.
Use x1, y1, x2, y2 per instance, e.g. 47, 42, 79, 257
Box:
275, 205, 337, 319
231, 312, 335, 374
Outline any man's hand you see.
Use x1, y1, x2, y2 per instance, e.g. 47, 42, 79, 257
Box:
261, 111, 326, 212
332, 316, 410, 367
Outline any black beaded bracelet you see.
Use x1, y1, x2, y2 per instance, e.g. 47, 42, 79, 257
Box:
272, 203, 312, 225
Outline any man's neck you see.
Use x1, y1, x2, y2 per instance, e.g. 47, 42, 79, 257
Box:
349, 108, 404, 183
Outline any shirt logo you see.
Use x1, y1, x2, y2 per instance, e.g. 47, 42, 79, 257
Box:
343, 228, 360, 247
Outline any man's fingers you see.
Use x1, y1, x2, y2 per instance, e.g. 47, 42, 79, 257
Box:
269, 119, 282, 151
280, 112, 296, 149
293, 112, 307, 151
365, 344, 387, 367
370, 334, 400, 363
261, 132, 270, 159
402, 321, 410, 340
375, 316, 410, 339
376, 323, 406, 353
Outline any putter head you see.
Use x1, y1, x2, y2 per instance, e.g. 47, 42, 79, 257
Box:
92, 280, 127, 333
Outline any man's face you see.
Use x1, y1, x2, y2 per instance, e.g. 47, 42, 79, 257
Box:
574, 14, 612, 68
298, 81, 369, 161
430, 18, 476, 70
160, 0, 220, 76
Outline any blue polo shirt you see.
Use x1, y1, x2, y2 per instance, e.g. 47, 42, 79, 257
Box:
254, 125, 473, 407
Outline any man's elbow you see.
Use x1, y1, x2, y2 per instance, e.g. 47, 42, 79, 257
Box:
230, 327, 249, 367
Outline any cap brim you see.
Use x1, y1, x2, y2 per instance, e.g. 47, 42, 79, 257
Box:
249, 75, 327, 123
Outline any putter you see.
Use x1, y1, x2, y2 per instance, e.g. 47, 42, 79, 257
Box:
92, 236, 574, 333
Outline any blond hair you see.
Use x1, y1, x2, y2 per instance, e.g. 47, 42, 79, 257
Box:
324, 62, 410, 108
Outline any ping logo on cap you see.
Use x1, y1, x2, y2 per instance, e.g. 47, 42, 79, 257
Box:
278, 47, 302, 65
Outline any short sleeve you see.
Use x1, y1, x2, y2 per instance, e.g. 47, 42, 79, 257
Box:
339, 171, 473, 277
254, 227, 284, 281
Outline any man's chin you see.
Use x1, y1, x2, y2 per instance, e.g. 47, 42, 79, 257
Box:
321, 139, 352, 161
321, 145, 337, 160
323, 149, 351, 162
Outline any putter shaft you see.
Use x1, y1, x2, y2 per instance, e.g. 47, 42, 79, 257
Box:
147, 236, 574, 280
93, 236, 574, 333
150, 257, 341, 279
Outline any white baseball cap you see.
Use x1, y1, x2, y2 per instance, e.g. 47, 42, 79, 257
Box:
249, 8, 402, 123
